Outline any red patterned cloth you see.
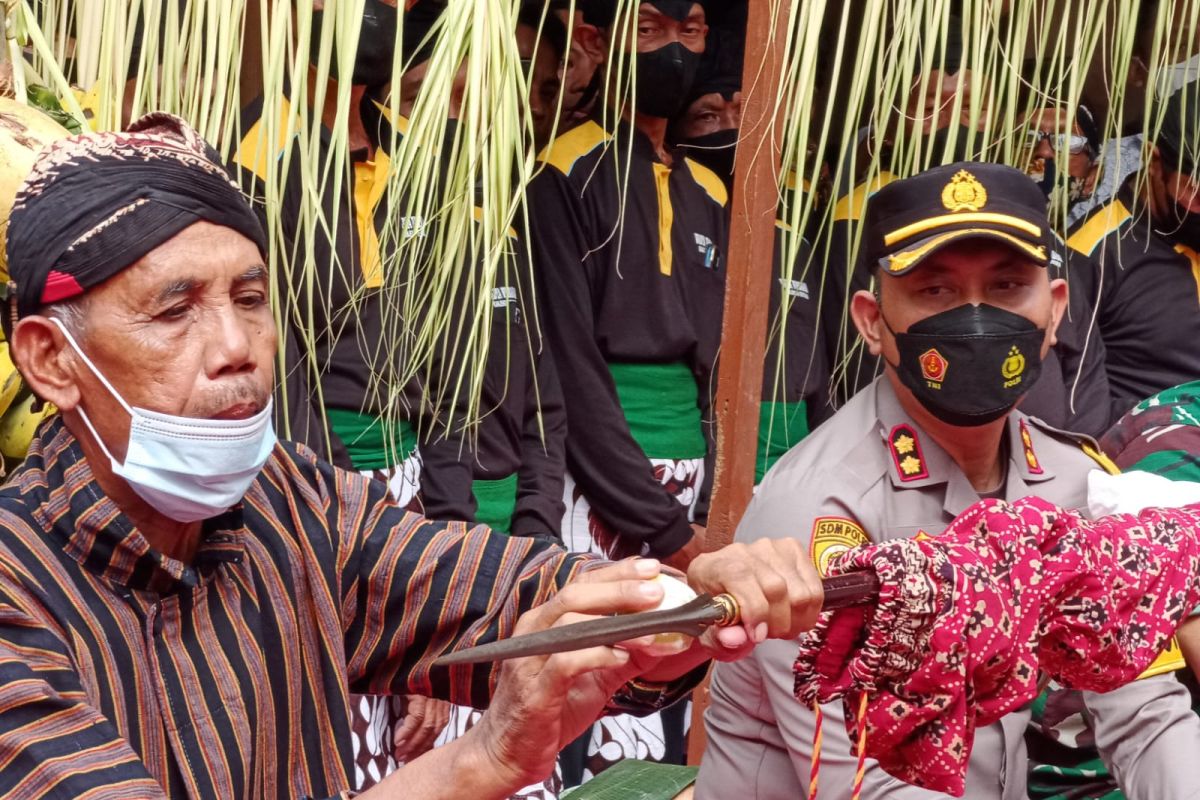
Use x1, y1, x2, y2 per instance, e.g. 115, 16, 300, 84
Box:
794, 496, 1200, 797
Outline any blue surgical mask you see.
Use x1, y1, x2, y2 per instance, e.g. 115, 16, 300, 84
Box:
52, 319, 277, 522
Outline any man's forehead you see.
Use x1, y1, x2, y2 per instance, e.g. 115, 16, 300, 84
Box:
638, 1, 704, 22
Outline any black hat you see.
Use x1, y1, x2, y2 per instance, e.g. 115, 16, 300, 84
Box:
1156, 80, 1200, 178
862, 162, 1054, 276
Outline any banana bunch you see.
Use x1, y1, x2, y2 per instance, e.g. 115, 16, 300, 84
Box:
0, 98, 70, 468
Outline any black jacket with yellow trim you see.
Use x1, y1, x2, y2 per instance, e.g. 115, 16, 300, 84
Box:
1067, 188, 1200, 420
527, 116, 728, 557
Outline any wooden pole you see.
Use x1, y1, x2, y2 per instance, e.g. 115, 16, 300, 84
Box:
687, 0, 792, 765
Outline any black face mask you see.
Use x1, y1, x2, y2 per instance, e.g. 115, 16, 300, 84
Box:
928, 124, 981, 164
886, 303, 1046, 427
635, 42, 701, 119
311, 0, 398, 89
677, 128, 737, 189
1164, 198, 1200, 250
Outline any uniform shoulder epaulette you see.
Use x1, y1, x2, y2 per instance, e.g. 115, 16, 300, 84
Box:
683, 158, 728, 207
232, 97, 297, 183
832, 171, 897, 223
537, 121, 611, 176
1024, 416, 1119, 474
1065, 198, 1133, 257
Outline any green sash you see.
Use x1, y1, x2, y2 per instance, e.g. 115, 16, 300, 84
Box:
755, 400, 809, 483
472, 473, 519, 533
606, 361, 706, 460
326, 408, 415, 471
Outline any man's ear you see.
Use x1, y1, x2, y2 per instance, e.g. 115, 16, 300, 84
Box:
575, 22, 608, 64
1044, 277, 1070, 351
850, 287, 885, 356
10, 316, 82, 412
1146, 143, 1169, 219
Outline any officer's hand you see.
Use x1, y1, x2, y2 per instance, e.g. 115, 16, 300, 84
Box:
686, 538, 823, 658
393, 695, 451, 763
467, 559, 689, 790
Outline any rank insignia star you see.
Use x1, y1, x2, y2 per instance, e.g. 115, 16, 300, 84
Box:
888, 423, 929, 481
1019, 419, 1043, 475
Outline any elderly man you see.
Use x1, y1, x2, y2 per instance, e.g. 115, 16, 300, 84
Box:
0, 114, 822, 799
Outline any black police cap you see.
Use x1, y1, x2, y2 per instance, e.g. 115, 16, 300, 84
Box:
862, 162, 1054, 276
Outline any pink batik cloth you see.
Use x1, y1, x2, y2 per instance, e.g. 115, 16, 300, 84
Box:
793, 496, 1200, 797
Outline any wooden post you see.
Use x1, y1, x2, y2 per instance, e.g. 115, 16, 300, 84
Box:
687, 0, 792, 765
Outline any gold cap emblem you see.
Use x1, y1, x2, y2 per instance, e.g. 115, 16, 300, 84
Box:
941, 169, 988, 212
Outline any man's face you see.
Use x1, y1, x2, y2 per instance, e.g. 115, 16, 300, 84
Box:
633, 2, 706, 55
516, 23, 564, 149
676, 91, 742, 139
872, 239, 1063, 364
1025, 107, 1094, 181
54, 221, 276, 460
1164, 166, 1200, 216
903, 68, 984, 136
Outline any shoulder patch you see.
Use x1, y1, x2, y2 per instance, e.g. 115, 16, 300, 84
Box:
684, 158, 728, 207
537, 121, 611, 176
810, 516, 871, 577
833, 171, 897, 223
1066, 199, 1132, 257
888, 423, 929, 481
1138, 637, 1187, 679
1025, 417, 1119, 474
233, 98, 296, 183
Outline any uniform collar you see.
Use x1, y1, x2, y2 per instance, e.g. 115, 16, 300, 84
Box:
873, 379, 1055, 502
13, 417, 248, 594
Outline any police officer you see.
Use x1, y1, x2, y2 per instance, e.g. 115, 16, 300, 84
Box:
695, 162, 1200, 800
1068, 80, 1200, 421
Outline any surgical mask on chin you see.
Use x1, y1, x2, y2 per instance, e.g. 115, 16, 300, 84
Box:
884, 303, 1046, 427
51, 319, 277, 523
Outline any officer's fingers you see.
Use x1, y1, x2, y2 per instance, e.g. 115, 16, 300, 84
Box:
537, 645, 635, 696
755, 538, 825, 636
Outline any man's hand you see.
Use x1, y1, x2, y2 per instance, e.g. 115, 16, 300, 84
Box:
465, 558, 686, 791
393, 695, 451, 763
662, 524, 706, 572
687, 537, 823, 660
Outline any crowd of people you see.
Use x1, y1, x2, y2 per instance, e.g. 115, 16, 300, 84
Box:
3, 0, 1200, 798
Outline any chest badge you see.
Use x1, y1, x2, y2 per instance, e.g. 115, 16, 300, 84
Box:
889, 423, 930, 481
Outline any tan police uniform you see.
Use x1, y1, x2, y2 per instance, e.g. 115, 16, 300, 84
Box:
695, 376, 1200, 800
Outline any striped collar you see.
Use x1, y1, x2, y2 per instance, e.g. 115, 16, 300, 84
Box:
8, 415, 248, 592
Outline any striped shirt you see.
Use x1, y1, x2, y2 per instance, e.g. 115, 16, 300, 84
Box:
0, 417, 604, 798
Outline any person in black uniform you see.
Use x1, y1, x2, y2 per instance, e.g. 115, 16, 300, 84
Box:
669, 41, 831, 480
1066, 80, 1200, 420
526, 0, 725, 783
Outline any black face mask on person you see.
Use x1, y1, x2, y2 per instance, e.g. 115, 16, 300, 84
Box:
677, 128, 737, 188
635, 41, 701, 119
928, 124, 981, 163
1164, 196, 1200, 250
883, 302, 1046, 427
1027, 158, 1091, 205
311, 0, 398, 89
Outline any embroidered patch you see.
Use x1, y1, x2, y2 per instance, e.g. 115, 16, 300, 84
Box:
1002, 345, 1026, 387
810, 516, 871, 577
1020, 419, 1043, 475
919, 348, 948, 385
889, 423, 929, 481
941, 169, 988, 212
